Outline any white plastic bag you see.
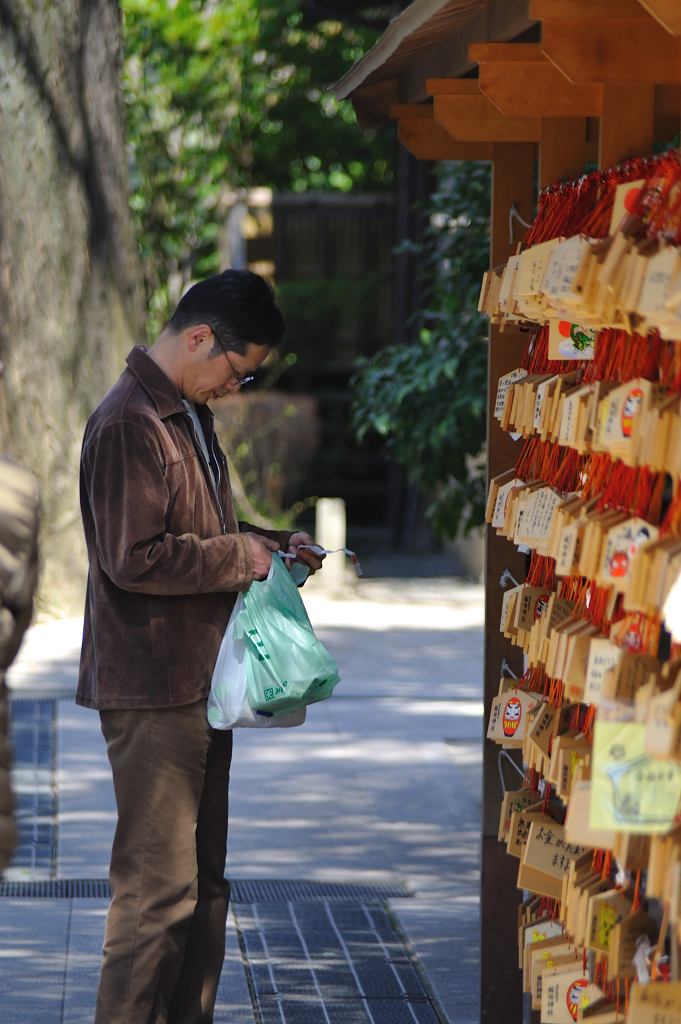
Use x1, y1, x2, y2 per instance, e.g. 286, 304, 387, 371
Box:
207, 586, 306, 730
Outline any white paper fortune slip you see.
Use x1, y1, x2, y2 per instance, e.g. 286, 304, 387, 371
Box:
277, 544, 363, 577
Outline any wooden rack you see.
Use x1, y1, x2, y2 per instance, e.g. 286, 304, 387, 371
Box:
337, 2, 681, 1020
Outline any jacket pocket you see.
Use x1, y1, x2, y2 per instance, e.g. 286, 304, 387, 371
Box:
147, 598, 169, 658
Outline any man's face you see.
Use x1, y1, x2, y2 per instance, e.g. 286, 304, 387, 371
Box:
183, 332, 271, 404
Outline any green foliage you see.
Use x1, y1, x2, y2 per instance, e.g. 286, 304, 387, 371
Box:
275, 272, 382, 369
120, 0, 395, 337
352, 161, 491, 538
276, 273, 379, 324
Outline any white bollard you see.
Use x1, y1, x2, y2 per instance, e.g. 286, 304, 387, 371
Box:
316, 498, 346, 595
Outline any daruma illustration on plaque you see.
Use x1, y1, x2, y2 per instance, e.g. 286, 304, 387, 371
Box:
567, 979, 589, 1021
624, 186, 642, 213
621, 387, 644, 438
502, 697, 522, 737
608, 550, 629, 578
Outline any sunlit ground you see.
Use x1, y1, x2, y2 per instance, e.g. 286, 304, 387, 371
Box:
1, 578, 484, 1023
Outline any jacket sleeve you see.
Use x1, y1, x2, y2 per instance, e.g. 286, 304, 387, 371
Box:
83, 421, 253, 595
238, 522, 295, 553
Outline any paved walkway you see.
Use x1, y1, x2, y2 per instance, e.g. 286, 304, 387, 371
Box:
0, 576, 484, 1023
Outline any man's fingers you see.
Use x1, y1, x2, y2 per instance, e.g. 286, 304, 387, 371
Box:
245, 533, 276, 580
245, 532, 278, 552
288, 531, 315, 548
284, 540, 327, 572
296, 549, 323, 571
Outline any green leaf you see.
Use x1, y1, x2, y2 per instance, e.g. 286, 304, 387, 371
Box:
372, 413, 392, 436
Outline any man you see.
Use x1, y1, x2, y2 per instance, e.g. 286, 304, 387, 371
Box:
77, 270, 322, 1024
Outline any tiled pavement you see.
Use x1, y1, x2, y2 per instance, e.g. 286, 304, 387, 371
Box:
0, 578, 483, 1023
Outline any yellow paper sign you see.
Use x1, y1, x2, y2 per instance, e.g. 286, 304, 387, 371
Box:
591, 721, 681, 833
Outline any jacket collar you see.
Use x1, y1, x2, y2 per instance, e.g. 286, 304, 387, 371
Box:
126, 346, 185, 420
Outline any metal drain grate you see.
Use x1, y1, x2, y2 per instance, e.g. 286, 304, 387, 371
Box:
0, 878, 413, 902
8, 689, 75, 702
234, 900, 442, 1024
230, 879, 413, 904
0, 878, 111, 898
9, 699, 58, 875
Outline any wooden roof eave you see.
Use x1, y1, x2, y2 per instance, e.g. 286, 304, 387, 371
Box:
333, 0, 488, 102
333, 0, 538, 129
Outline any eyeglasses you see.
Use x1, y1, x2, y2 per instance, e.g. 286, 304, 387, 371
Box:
212, 331, 255, 387
224, 351, 255, 388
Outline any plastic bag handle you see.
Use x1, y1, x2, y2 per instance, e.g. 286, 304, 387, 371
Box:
277, 545, 363, 577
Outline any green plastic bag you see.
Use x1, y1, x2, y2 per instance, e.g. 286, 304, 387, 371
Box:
235, 555, 341, 715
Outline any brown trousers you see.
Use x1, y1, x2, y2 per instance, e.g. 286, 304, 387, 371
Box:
96, 700, 233, 1024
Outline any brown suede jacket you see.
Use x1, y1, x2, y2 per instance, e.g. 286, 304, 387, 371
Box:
77, 346, 293, 710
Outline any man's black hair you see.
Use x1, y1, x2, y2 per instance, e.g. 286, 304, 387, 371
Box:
166, 269, 285, 356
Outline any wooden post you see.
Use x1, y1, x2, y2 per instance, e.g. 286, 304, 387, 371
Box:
393, 68, 658, 1024
539, 118, 587, 189
599, 84, 655, 169
481, 141, 534, 1024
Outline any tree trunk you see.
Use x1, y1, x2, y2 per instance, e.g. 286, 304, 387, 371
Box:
0, 0, 145, 614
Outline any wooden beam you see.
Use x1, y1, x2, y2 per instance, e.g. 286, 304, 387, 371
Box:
541, 18, 681, 82
464, 44, 602, 118
531, 0, 650, 16
481, 140, 534, 1024
421, 74, 674, 169
397, 119, 493, 161
599, 83, 655, 168
433, 94, 542, 143
426, 76, 677, 130
466, 42, 602, 117
480, 64, 601, 117
390, 103, 494, 160
540, 117, 587, 187
638, 1, 681, 35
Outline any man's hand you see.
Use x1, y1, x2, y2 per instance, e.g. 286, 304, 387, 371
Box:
286, 531, 325, 576
245, 533, 279, 581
